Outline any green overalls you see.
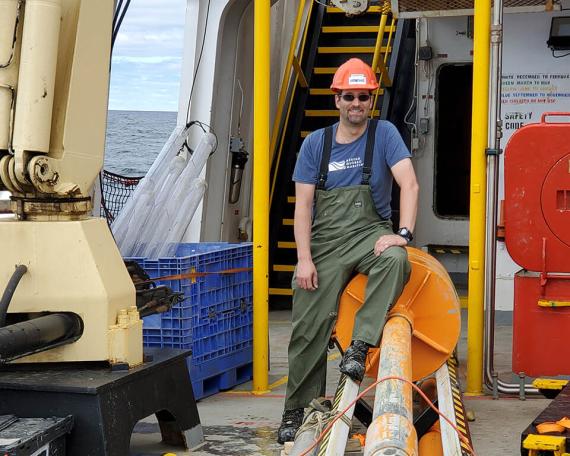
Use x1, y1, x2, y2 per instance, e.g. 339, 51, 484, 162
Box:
284, 120, 411, 410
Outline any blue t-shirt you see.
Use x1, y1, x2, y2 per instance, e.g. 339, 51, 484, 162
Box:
292, 120, 411, 219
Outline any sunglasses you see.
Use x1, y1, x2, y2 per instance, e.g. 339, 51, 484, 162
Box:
339, 93, 371, 102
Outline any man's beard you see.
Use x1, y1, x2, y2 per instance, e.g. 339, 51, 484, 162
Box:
345, 109, 367, 126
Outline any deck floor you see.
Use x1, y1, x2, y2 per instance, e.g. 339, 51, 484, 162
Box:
130, 310, 550, 456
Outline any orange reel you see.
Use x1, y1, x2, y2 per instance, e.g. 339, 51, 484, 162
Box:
332, 247, 461, 381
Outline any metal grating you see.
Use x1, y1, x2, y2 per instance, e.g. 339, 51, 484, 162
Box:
392, 0, 555, 17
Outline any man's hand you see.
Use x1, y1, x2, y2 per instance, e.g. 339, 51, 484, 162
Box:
296, 259, 318, 290
374, 234, 407, 256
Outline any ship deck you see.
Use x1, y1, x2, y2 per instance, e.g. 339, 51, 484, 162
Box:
130, 309, 550, 456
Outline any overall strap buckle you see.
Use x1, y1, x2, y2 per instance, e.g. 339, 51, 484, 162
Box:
317, 126, 334, 190
361, 120, 378, 186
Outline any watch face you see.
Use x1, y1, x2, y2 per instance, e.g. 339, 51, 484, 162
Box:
398, 228, 412, 241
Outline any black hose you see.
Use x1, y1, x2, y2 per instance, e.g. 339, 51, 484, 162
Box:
111, 0, 132, 52
113, 0, 124, 30
0, 313, 83, 363
0, 265, 27, 327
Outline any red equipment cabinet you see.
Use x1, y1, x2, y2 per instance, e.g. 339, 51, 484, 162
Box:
512, 271, 570, 377
504, 113, 570, 273
505, 113, 570, 376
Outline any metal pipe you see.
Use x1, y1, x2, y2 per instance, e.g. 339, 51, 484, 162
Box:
0, 264, 27, 327
364, 315, 417, 456
483, 0, 502, 393
466, 0, 491, 396
482, 0, 539, 396
0, 313, 83, 362
252, 0, 270, 394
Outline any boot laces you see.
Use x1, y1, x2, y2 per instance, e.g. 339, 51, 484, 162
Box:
282, 408, 304, 425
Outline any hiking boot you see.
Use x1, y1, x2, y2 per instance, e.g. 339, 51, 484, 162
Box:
277, 408, 304, 444
339, 340, 370, 382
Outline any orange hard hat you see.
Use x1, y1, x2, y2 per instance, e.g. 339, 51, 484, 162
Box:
330, 58, 378, 92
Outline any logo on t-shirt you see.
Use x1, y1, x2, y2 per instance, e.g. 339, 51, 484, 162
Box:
328, 157, 363, 172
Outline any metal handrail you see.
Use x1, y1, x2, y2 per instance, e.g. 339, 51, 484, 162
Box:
269, 0, 309, 164
371, 6, 390, 79
371, 6, 396, 118
269, 0, 314, 205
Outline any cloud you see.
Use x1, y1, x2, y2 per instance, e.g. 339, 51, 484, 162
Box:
112, 56, 181, 64
109, 0, 186, 111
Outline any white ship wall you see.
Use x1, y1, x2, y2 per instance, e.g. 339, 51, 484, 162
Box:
176, 0, 306, 242
414, 11, 570, 310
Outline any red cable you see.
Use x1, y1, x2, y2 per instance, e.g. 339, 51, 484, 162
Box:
299, 375, 477, 456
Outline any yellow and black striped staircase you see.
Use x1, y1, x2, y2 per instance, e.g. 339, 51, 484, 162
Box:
268, 4, 413, 308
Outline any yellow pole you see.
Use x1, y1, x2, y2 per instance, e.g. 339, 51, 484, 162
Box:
466, 0, 491, 395
370, 13, 388, 117
269, 0, 306, 163
252, 0, 270, 394
371, 13, 388, 76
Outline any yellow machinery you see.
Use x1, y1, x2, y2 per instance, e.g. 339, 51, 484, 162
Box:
0, 0, 141, 366
0, 2, 203, 454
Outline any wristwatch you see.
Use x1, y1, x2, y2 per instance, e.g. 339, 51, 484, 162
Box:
396, 227, 413, 243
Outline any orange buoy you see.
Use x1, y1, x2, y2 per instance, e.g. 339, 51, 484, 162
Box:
418, 422, 444, 456
333, 247, 461, 382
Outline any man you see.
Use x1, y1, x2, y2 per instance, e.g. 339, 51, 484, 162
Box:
277, 58, 419, 444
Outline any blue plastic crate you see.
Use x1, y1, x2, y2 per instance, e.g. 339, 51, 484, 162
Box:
189, 347, 253, 400
129, 242, 253, 366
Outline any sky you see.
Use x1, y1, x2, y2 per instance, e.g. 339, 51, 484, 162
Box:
109, 0, 187, 112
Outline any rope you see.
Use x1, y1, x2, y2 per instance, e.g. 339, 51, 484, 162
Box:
297, 402, 333, 438
299, 375, 477, 456
135, 267, 253, 286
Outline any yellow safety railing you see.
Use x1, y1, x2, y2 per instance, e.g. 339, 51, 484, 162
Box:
269, 0, 314, 206
371, 3, 395, 117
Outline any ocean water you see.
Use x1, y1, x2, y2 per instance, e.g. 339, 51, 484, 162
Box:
104, 110, 177, 176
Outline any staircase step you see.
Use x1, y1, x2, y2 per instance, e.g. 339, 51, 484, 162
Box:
314, 67, 388, 75
310, 88, 336, 95
273, 264, 295, 272
314, 67, 340, 74
269, 288, 293, 296
305, 109, 339, 117
288, 196, 296, 203
301, 131, 311, 137
283, 218, 294, 226
327, 6, 384, 13
318, 46, 390, 54
310, 88, 384, 95
322, 25, 395, 34
278, 241, 296, 249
